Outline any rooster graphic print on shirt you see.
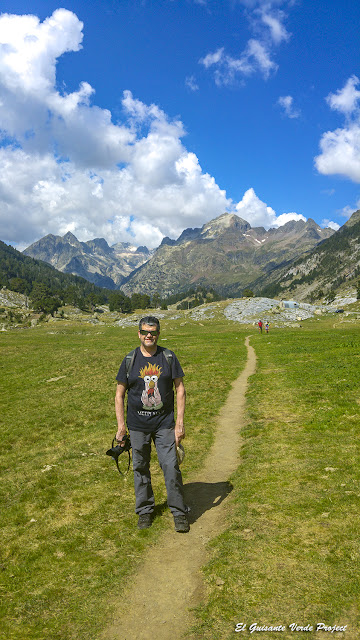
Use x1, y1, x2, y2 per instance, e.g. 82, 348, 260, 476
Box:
139, 363, 163, 411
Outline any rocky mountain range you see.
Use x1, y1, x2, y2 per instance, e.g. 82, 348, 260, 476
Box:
119, 213, 334, 297
254, 209, 360, 301
23, 232, 152, 289
23, 213, 339, 298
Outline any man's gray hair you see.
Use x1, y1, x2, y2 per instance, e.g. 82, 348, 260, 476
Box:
139, 316, 160, 332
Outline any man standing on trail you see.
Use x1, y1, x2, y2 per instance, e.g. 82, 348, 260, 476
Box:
258, 320, 263, 333
115, 316, 189, 533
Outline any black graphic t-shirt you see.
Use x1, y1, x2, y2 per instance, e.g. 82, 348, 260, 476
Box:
116, 346, 185, 432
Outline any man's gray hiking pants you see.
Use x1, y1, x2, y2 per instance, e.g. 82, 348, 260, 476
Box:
129, 427, 187, 517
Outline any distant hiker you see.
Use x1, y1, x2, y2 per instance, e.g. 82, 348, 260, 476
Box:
258, 320, 263, 333
114, 316, 189, 533
265, 322, 269, 333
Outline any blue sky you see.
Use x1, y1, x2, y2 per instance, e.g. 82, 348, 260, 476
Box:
1, 0, 360, 249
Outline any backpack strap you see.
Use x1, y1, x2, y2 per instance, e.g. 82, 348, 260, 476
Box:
163, 348, 173, 371
125, 349, 137, 380
125, 347, 173, 379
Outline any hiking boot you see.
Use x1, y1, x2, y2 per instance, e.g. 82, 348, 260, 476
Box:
137, 514, 153, 529
173, 515, 190, 533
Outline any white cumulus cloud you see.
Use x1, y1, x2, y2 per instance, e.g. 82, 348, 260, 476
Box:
315, 76, 360, 183
321, 219, 340, 231
235, 188, 306, 228
315, 124, 360, 183
0, 7, 308, 253
326, 75, 360, 115
0, 9, 231, 249
0, 9, 134, 168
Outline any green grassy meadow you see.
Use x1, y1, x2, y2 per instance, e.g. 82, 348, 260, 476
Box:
0, 315, 246, 640
189, 317, 360, 639
1, 311, 359, 639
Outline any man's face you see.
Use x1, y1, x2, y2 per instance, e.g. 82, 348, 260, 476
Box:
138, 324, 160, 350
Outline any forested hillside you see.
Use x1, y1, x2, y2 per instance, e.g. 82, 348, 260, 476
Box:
0, 240, 219, 315
0, 240, 132, 313
256, 211, 360, 301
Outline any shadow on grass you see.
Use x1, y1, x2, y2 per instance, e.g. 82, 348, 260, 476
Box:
153, 501, 169, 520
184, 481, 233, 524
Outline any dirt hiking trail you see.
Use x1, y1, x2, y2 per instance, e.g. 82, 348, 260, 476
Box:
102, 336, 256, 640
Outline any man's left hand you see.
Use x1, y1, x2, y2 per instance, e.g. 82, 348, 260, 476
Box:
175, 423, 185, 447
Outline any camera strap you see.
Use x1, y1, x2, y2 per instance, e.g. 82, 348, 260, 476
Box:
114, 445, 131, 476
106, 435, 132, 476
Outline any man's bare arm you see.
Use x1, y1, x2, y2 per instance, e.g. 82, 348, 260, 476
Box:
174, 377, 186, 447
115, 382, 127, 444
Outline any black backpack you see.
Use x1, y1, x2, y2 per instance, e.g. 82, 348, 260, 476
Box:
125, 347, 173, 380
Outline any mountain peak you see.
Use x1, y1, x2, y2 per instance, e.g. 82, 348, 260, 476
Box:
277, 219, 306, 232
201, 213, 250, 238
344, 209, 360, 228
85, 237, 112, 254
62, 231, 80, 245
176, 227, 201, 243
160, 236, 177, 247
305, 218, 321, 229
120, 210, 338, 298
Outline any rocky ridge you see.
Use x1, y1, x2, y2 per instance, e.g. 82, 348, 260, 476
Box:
23, 232, 152, 289
254, 209, 360, 301
120, 213, 334, 297
22, 213, 334, 298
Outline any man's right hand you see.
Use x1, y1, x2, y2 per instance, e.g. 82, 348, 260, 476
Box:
116, 429, 127, 446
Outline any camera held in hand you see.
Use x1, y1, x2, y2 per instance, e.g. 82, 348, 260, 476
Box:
106, 433, 131, 475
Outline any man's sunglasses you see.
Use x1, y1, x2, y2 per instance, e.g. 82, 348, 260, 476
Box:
139, 329, 159, 336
